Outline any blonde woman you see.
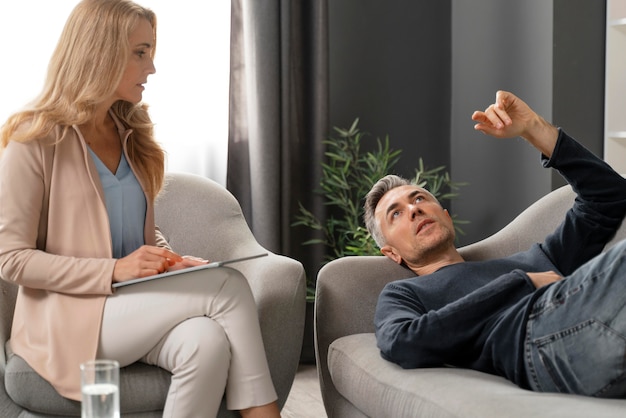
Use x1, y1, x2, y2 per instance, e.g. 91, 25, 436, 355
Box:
0, 0, 280, 416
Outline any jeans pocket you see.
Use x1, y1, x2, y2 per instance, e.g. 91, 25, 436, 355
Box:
534, 319, 626, 397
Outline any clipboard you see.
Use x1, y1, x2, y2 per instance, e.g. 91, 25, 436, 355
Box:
112, 253, 268, 288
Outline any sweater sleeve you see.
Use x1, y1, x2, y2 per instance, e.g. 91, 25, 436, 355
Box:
541, 130, 626, 276
374, 269, 535, 369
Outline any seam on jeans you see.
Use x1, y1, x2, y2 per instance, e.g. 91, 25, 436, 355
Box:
535, 319, 597, 394
524, 320, 541, 391
532, 319, 595, 348
529, 245, 626, 319
594, 373, 626, 397
529, 283, 583, 318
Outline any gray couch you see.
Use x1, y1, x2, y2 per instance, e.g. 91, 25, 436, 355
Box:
315, 184, 626, 418
0, 172, 306, 417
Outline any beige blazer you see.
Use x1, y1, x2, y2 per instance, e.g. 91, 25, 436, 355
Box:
0, 119, 169, 400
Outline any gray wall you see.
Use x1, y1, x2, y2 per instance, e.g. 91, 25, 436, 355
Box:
329, 0, 605, 247
450, 0, 554, 246
552, 0, 606, 189
328, 1, 452, 179
450, 0, 605, 245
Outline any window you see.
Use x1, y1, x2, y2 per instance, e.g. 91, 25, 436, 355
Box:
0, 1, 231, 186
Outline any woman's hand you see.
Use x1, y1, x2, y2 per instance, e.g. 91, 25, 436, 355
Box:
113, 245, 183, 283
167, 255, 209, 272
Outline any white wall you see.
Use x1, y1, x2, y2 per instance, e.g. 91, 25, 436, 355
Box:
0, 1, 230, 186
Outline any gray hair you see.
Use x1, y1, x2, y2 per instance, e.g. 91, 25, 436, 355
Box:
363, 175, 412, 248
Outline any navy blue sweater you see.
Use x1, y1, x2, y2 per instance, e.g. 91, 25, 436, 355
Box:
374, 130, 626, 389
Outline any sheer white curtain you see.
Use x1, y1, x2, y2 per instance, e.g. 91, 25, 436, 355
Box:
0, 1, 230, 186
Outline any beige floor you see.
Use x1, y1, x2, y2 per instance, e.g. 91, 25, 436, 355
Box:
282, 363, 328, 418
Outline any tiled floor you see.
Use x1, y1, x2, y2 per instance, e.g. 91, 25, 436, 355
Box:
282, 363, 328, 418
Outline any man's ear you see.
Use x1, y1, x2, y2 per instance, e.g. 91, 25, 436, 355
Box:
443, 208, 451, 219
380, 245, 403, 265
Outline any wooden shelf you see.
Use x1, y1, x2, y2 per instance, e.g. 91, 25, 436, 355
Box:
606, 131, 626, 139
604, 0, 626, 173
608, 17, 626, 26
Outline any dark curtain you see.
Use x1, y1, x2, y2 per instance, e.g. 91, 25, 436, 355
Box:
227, 0, 329, 282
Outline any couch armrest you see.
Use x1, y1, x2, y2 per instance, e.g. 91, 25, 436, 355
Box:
315, 256, 413, 416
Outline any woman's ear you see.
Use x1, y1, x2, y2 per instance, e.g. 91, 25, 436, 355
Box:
380, 245, 403, 265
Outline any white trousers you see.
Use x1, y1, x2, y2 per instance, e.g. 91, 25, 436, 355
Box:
98, 266, 277, 417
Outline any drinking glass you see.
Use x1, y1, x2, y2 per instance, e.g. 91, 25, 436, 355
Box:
80, 359, 120, 418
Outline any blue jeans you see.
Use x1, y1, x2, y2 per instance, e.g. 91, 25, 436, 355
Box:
525, 238, 626, 398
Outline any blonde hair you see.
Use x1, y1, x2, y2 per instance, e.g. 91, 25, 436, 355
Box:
0, 0, 165, 200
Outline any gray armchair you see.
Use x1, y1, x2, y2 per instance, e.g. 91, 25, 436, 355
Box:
315, 184, 626, 418
0, 172, 306, 417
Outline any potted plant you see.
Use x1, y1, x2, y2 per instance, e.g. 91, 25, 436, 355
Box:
294, 118, 467, 301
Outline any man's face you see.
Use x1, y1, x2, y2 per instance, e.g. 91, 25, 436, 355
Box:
375, 185, 455, 268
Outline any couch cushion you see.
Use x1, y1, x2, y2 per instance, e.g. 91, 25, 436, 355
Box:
328, 333, 626, 418
5, 352, 170, 415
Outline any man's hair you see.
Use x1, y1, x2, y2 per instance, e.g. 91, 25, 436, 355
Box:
364, 175, 412, 248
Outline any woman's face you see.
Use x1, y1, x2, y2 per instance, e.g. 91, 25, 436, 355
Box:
115, 18, 156, 104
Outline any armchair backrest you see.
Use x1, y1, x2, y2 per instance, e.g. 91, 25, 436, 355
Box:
155, 172, 266, 262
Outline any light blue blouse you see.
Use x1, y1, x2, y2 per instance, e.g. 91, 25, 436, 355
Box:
87, 148, 147, 258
